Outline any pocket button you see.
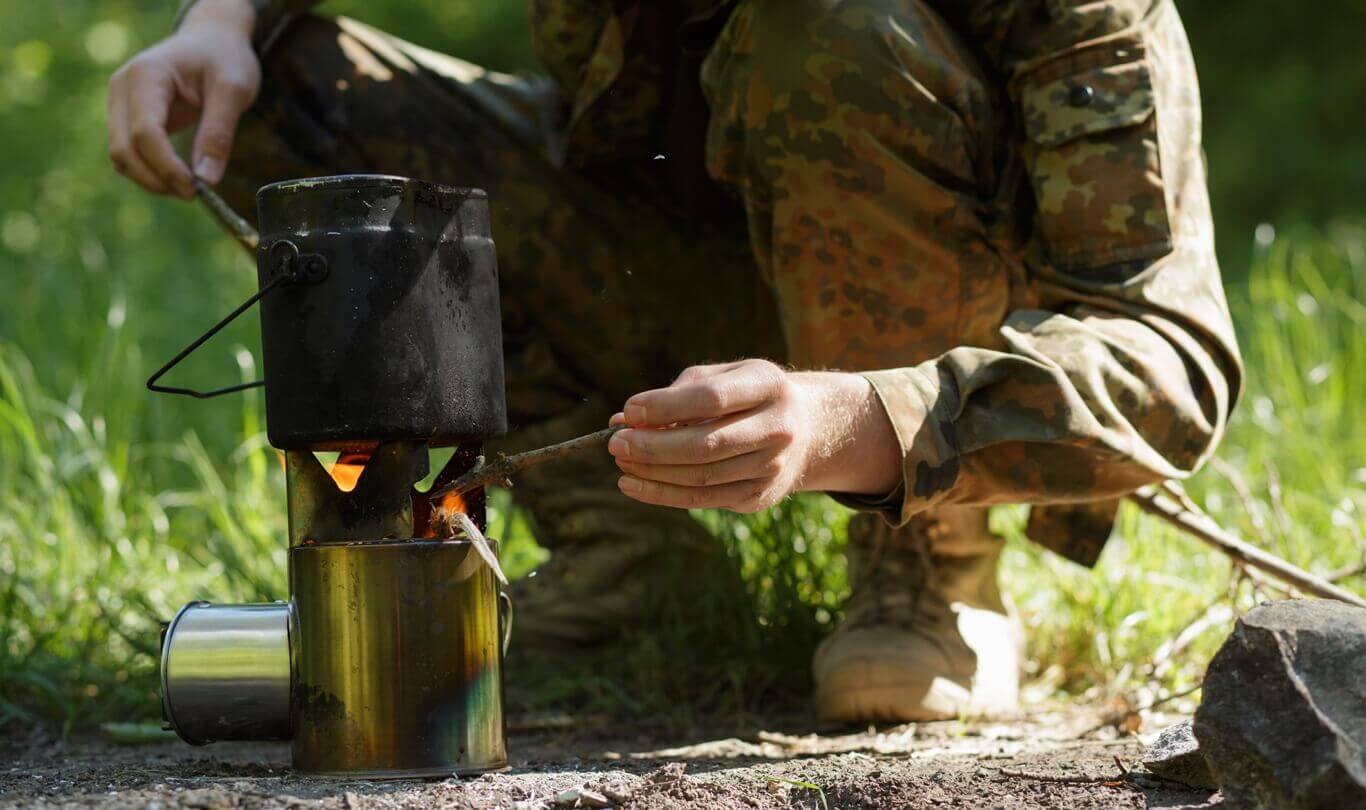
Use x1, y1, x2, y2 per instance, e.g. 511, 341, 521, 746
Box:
1068, 84, 1095, 108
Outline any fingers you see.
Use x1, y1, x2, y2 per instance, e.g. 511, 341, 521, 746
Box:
109, 68, 172, 195
616, 450, 781, 488
609, 411, 793, 466
192, 74, 255, 183
623, 359, 784, 426
617, 474, 778, 512
129, 64, 196, 197
109, 59, 194, 197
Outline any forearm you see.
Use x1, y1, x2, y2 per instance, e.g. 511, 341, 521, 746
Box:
174, 0, 317, 47
791, 372, 901, 496
179, 0, 256, 34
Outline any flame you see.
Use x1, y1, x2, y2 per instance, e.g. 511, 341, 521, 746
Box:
418, 485, 469, 539
437, 489, 467, 517
328, 452, 369, 492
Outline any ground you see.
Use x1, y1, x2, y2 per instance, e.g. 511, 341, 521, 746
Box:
0, 708, 1221, 809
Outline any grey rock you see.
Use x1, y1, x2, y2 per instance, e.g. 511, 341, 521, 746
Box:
1143, 720, 1217, 789
1194, 599, 1366, 809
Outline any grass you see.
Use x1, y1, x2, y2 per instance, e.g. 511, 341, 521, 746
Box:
2, 223, 1362, 732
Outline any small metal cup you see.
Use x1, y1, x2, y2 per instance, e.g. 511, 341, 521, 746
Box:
160, 602, 292, 744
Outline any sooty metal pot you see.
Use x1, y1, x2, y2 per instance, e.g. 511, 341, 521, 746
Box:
255, 175, 507, 450
146, 175, 508, 448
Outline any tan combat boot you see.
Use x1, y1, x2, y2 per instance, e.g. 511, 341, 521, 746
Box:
814, 507, 1021, 724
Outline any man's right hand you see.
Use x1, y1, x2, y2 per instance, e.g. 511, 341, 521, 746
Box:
107, 0, 260, 198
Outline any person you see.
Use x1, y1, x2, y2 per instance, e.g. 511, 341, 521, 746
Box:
107, 0, 1241, 723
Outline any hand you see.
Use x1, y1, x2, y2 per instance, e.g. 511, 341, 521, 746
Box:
107, 0, 260, 198
608, 359, 902, 512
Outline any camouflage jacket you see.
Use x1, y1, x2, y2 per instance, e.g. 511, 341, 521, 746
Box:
177, 0, 1242, 566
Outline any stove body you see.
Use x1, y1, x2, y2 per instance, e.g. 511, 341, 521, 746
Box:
158, 175, 510, 777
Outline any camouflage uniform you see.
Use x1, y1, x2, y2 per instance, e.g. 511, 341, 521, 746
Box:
179, 0, 1240, 582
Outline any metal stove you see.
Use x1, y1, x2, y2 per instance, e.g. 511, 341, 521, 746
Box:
153, 175, 510, 777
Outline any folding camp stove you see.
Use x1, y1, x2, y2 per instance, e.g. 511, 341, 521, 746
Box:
153, 175, 511, 777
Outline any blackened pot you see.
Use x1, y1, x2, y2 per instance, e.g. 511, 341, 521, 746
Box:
255, 175, 506, 450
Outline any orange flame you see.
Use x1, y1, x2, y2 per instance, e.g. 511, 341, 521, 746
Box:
328, 452, 368, 492
438, 489, 467, 516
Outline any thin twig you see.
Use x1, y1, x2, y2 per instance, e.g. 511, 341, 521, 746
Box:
1074, 683, 1205, 740
428, 426, 622, 504
993, 766, 1130, 785
1209, 457, 1272, 542
1127, 483, 1366, 609
1328, 561, 1366, 583
192, 175, 259, 252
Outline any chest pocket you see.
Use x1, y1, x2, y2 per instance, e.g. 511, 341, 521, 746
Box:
1017, 38, 1173, 276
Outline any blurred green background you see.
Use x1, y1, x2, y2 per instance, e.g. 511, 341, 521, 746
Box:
1, 1, 1363, 731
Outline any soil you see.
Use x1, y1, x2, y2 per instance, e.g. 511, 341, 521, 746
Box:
0, 709, 1221, 809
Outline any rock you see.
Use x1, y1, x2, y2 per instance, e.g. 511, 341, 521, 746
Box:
1194, 599, 1366, 808
1143, 720, 1217, 789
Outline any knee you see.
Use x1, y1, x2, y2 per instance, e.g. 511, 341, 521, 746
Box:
703, 0, 993, 191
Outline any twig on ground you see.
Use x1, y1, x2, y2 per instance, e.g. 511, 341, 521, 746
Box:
1127, 482, 1366, 609
1074, 683, 1205, 739
992, 765, 1132, 787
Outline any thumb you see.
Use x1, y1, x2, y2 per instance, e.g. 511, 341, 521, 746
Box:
191, 76, 254, 184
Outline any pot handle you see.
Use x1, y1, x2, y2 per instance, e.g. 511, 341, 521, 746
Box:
498, 590, 514, 657
146, 240, 328, 398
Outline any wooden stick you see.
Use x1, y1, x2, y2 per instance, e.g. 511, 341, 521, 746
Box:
1127, 482, 1366, 609
428, 425, 622, 504
192, 175, 259, 252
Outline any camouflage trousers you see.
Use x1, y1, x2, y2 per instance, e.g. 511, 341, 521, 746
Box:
216, 9, 1007, 562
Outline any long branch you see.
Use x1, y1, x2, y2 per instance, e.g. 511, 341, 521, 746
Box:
428, 426, 622, 504
1128, 483, 1366, 609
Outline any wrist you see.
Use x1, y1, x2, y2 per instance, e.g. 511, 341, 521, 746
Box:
181, 0, 256, 37
793, 371, 901, 496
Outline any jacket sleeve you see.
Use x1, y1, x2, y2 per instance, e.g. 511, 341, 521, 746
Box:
842, 0, 1242, 563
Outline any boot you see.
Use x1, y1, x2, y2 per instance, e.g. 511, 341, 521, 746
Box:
814, 507, 1021, 723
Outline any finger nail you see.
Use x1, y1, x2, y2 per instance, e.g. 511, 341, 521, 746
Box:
624, 403, 647, 425
194, 155, 224, 184
608, 434, 631, 459
618, 476, 642, 493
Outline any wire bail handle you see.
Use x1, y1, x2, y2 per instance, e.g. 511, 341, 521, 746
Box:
145, 239, 328, 399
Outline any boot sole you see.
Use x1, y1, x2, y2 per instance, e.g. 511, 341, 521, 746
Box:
817, 665, 972, 724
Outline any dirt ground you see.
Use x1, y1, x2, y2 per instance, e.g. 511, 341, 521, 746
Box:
0, 709, 1220, 809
